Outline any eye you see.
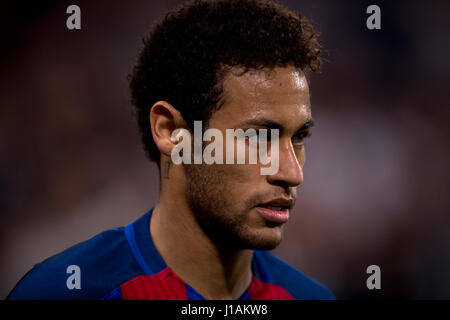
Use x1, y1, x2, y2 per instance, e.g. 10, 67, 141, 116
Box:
292, 130, 311, 145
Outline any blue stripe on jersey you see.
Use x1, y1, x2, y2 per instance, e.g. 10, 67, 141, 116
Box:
252, 251, 275, 284
102, 286, 122, 300
125, 222, 153, 275
185, 283, 206, 300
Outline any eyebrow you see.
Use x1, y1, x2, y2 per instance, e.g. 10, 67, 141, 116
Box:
236, 117, 314, 134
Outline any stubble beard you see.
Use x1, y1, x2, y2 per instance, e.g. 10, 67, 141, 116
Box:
183, 163, 284, 251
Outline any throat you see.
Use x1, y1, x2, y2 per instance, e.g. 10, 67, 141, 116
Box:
150, 204, 254, 300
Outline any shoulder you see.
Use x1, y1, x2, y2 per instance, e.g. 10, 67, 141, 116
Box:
7, 227, 143, 300
255, 250, 336, 300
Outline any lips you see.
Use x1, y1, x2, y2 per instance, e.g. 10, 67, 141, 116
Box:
255, 197, 293, 223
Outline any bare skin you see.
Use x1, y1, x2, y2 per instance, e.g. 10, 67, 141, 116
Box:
149, 66, 312, 299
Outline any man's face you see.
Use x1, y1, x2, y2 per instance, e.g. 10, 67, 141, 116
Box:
183, 66, 312, 250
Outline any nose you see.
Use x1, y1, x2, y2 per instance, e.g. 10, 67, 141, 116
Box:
266, 140, 303, 188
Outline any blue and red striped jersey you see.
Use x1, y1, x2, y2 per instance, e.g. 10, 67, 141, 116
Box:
7, 209, 335, 300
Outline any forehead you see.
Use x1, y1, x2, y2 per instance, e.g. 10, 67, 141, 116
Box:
214, 66, 311, 126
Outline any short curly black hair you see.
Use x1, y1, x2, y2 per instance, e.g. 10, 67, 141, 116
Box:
130, 0, 321, 167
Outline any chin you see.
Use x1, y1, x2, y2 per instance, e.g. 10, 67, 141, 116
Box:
240, 227, 283, 250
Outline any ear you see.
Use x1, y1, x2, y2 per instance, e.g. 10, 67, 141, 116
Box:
149, 101, 186, 158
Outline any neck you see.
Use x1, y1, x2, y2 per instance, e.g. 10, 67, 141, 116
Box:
150, 182, 253, 300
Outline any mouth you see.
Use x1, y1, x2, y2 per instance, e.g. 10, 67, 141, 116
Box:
255, 198, 293, 224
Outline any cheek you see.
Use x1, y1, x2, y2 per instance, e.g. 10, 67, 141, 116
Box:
222, 162, 263, 184
204, 164, 259, 211
207, 164, 263, 208
295, 147, 306, 167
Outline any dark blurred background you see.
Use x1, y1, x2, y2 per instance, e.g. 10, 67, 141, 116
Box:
1, 0, 449, 299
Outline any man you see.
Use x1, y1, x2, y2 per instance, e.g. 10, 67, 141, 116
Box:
8, 0, 335, 300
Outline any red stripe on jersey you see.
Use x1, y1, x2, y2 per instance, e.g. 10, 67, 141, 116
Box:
120, 267, 188, 300
248, 276, 295, 300
119, 267, 294, 300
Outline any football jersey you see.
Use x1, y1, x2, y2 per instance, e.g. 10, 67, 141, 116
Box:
7, 208, 335, 300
